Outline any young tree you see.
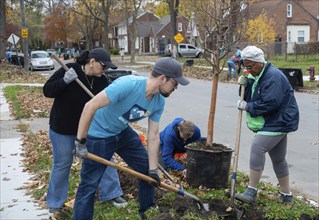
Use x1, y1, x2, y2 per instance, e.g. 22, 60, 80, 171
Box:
195, 0, 248, 146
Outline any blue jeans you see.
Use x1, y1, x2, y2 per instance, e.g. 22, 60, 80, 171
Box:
227, 61, 237, 79
98, 157, 123, 201
73, 126, 155, 220
47, 129, 123, 209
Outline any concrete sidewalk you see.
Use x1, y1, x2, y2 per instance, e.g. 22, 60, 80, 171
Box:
0, 84, 50, 220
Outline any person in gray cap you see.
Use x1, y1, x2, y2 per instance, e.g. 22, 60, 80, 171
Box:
72, 57, 189, 220
234, 45, 299, 205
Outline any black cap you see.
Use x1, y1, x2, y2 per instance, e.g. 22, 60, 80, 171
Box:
88, 48, 117, 69
152, 57, 189, 86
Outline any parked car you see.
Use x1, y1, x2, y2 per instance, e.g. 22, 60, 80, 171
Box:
164, 43, 204, 58
46, 49, 56, 56
29, 51, 55, 71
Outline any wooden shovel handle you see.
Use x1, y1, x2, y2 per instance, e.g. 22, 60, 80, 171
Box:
51, 54, 94, 98
86, 153, 179, 193
233, 86, 245, 171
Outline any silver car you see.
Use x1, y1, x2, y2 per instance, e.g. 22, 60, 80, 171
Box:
164, 43, 203, 58
29, 51, 55, 71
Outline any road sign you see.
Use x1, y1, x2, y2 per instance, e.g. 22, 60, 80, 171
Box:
21, 28, 28, 38
7, 34, 20, 45
174, 33, 184, 44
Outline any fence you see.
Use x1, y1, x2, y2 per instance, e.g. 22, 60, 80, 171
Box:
238, 41, 319, 61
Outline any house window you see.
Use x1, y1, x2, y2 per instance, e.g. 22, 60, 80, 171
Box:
287, 4, 292, 18
288, 31, 291, 42
178, 22, 182, 32
297, 30, 305, 42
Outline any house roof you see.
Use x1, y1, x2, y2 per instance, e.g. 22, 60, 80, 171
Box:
249, 0, 319, 20
297, 0, 319, 20
136, 21, 161, 37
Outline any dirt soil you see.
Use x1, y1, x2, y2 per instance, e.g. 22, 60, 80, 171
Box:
187, 138, 233, 152
118, 168, 266, 220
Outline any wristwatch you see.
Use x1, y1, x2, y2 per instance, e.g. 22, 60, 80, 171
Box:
75, 138, 86, 144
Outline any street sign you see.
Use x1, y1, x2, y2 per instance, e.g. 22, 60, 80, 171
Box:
174, 33, 184, 44
7, 34, 20, 45
21, 28, 28, 38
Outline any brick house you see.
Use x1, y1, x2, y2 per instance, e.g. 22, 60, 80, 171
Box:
246, 0, 319, 54
115, 12, 190, 55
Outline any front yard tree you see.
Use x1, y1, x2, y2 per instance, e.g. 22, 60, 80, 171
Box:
244, 10, 276, 48
196, 0, 247, 146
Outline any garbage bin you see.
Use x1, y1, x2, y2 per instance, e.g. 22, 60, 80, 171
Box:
19, 56, 24, 67
278, 68, 303, 89
184, 59, 194, 67
105, 70, 132, 83
11, 55, 24, 67
63, 53, 70, 60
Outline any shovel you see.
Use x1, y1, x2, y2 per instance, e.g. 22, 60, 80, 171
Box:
51, 55, 206, 211
230, 85, 245, 219
51, 54, 94, 98
86, 153, 206, 211
158, 164, 183, 189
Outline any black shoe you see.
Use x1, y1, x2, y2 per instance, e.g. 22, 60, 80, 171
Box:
112, 196, 128, 207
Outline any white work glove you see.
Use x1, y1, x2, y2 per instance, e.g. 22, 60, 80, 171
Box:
237, 75, 248, 86
73, 138, 88, 158
237, 100, 247, 111
63, 67, 78, 84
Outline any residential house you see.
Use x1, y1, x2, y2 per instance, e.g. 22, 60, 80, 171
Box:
246, 0, 319, 54
115, 12, 191, 55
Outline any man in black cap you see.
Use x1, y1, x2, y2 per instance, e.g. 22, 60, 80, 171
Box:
72, 57, 189, 220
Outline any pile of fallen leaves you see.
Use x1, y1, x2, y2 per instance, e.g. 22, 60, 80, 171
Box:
11, 86, 52, 118
20, 130, 53, 209
0, 64, 47, 84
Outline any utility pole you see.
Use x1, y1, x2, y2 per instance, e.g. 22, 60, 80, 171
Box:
20, 0, 28, 70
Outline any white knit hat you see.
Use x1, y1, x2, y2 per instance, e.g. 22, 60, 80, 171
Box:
241, 46, 265, 63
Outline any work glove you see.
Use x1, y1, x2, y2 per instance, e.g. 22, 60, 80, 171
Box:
148, 168, 161, 187
63, 67, 78, 84
73, 138, 88, 158
237, 100, 247, 111
237, 75, 248, 86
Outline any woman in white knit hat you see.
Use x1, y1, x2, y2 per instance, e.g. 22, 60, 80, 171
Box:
235, 45, 299, 205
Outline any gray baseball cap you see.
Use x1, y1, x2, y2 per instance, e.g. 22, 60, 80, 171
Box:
152, 57, 189, 85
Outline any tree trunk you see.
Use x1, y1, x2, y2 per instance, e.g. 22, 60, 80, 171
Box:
206, 72, 219, 146
102, 0, 110, 49
0, 0, 6, 60
169, 0, 179, 58
130, 15, 137, 64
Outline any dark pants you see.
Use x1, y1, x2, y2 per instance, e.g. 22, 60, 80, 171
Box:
72, 126, 155, 220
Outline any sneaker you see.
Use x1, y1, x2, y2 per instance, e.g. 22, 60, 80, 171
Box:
234, 187, 257, 203
48, 208, 62, 219
278, 192, 293, 205
138, 212, 147, 220
112, 196, 128, 207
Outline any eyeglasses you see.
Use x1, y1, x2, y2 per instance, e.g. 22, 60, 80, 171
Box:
244, 62, 256, 71
97, 61, 108, 70
169, 78, 178, 88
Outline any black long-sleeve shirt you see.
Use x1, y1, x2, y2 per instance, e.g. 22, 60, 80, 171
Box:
43, 63, 109, 135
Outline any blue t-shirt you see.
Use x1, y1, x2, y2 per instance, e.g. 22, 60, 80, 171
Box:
88, 75, 165, 138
